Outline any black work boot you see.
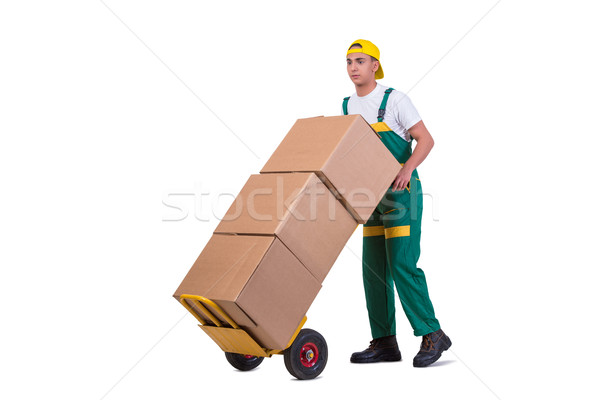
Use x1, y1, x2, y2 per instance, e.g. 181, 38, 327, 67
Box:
350, 335, 402, 363
413, 329, 452, 367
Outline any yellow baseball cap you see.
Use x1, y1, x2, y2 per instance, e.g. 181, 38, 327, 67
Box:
347, 39, 384, 79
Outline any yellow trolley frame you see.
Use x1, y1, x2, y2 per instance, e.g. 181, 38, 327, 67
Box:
179, 294, 307, 358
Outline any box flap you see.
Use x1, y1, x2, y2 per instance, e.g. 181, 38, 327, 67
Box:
260, 115, 361, 173
174, 234, 273, 300
214, 173, 314, 236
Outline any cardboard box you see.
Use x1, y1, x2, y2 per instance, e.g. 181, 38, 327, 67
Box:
260, 115, 401, 223
173, 233, 321, 350
214, 172, 357, 282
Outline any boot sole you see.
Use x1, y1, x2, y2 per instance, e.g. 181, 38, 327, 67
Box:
350, 352, 402, 364
413, 337, 452, 368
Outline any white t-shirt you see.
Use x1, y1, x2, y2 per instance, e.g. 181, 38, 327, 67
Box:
343, 83, 421, 142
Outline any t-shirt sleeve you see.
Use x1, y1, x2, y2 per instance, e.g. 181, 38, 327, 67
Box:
392, 92, 421, 131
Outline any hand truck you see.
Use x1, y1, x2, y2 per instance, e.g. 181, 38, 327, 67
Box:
179, 294, 328, 380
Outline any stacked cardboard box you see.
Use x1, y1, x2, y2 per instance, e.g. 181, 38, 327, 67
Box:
215, 172, 357, 282
174, 115, 401, 350
261, 115, 401, 223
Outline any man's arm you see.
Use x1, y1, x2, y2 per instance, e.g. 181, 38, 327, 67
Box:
391, 120, 435, 191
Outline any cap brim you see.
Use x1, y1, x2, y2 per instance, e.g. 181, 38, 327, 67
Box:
375, 65, 384, 80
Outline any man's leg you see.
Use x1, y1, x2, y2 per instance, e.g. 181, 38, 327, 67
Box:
362, 211, 396, 339
382, 176, 451, 367
350, 210, 401, 363
382, 177, 440, 336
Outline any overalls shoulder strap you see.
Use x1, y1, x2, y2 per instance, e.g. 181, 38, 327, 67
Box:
342, 96, 350, 115
377, 88, 394, 122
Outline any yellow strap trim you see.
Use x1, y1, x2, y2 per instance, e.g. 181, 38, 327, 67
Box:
371, 121, 393, 133
384, 208, 408, 214
384, 225, 410, 239
363, 225, 385, 237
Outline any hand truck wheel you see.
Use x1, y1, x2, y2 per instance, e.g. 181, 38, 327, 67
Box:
225, 352, 264, 371
283, 328, 328, 380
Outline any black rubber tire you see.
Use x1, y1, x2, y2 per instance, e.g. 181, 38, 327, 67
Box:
224, 352, 264, 371
283, 329, 328, 380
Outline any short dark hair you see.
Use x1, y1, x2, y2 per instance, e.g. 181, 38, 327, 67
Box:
349, 43, 378, 62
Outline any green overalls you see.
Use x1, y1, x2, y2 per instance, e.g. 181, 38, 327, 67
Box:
343, 88, 440, 338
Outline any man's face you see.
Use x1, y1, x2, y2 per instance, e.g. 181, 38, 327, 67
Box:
346, 52, 378, 86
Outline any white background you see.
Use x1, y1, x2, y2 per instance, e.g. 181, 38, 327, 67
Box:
1, 1, 599, 399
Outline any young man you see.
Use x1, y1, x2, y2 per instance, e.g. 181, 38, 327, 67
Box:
343, 39, 451, 367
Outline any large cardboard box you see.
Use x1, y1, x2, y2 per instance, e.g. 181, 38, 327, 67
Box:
214, 172, 357, 282
173, 233, 321, 350
260, 115, 401, 223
